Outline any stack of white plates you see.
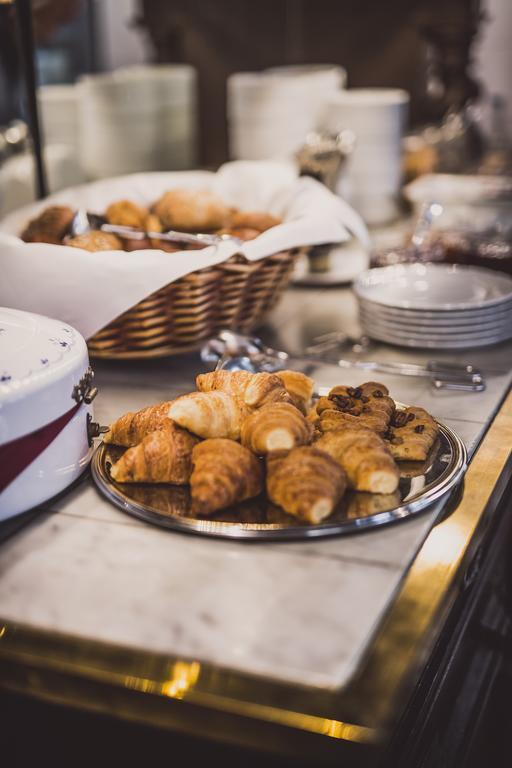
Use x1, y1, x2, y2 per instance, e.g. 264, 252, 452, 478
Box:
228, 65, 346, 161
78, 64, 198, 179
38, 84, 80, 154
354, 263, 512, 349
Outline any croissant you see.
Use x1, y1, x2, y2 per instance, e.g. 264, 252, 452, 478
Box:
276, 370, 315, 414
316, 381, 395, 435
241, 402, 313, 454
314, 427, 400, 494
266, 446, 347, 524
168, 391, 250, 440
385, 406, 439, 461
110, 423, 199, 484
190, 439, 263, 515
195, 370, 291, 408
103, 401, 175, 447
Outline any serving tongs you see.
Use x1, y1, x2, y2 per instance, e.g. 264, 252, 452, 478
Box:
201, 331, 486, 391
68, 209, 242, 247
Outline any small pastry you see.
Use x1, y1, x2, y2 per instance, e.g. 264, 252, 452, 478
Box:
190, 438, 263, 515
103, 401, 175, 447
110, 423, 199, 484
317, 381, 395, 435
195, 370, 291, 409
152, 188, 231, 231
266, 446, 347, 524
276, 370, 314, 414
105, 200, 148, 229
314, 427, 400, 494
21, 205, 75, 244
318, 408, 391, 435
385, 406, 439, 461
230, 211, 281, 232
241, 402, 313, 454
215, 226, 260, 241
67, 230, 122, 252
168, 391, 250, 440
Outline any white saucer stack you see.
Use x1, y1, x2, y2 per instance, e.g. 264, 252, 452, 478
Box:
354, 263, 512, 349
228, 65, 346, 161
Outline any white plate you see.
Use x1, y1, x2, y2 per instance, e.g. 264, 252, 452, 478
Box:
357, 296, 512, 323
359, 318, 512, 342
360, 327, 512, 349
360, 319, 512, 348
359, 311, 512, 337
292, 242, 369, 286
354, 263, 512, 311
358, 305, 512, 330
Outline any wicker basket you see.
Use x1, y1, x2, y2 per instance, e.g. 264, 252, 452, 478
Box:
88, 248, 301, 359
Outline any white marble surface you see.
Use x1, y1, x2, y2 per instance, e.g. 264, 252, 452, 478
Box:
0, 284, 510, 690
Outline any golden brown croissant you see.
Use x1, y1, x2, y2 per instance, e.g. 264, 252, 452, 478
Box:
314, 427, 400, 494
241, 402, 313, 454
105, 200, 148, 228
276, 370, 315, 414
266, 446, 347, 524
21, 205, 75, 244
195, 370, 291, 408
66, 231, 123, 252
152, 188, 231, 231
230, 211, 281, 232
190, 439, 263, 515
103, 401, 175, 447
316, 381, 395, 435
168, 391, 250, 439
385, 406, 439, 461
110, 423, 199, 484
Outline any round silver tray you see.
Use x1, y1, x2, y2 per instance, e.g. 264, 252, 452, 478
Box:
91, 403, 467, 541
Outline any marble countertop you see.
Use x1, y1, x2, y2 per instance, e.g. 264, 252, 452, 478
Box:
1, 277, 511, 695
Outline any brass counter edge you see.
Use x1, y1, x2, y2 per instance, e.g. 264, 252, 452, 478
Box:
0, 390, 511, 755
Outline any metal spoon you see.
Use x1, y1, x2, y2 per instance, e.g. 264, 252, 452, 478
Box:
68, 209, 242, 247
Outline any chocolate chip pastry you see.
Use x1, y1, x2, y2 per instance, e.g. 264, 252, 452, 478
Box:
316, 382, 395, 435
384, 406, 439, 461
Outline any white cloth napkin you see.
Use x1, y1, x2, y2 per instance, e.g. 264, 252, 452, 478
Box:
0, 161, 369, 340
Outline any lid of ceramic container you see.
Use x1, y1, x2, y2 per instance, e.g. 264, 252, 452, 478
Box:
0, 307, 90, 443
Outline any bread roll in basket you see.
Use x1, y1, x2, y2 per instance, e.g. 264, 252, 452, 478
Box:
0, 163, 367, 359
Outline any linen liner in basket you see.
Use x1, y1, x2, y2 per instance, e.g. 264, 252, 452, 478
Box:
0, 161, 369, 358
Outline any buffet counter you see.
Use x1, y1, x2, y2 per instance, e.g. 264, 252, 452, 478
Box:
1, 282, 511, 766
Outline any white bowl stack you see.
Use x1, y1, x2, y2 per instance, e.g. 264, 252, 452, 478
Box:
78, 64, 198, 179
228, 64, 346, 161
320, 88, 409, 226
354, 263, 512, 349
38, 84, 80, 154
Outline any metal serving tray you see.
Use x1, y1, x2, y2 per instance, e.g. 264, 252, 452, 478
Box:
91, 397, 467, 541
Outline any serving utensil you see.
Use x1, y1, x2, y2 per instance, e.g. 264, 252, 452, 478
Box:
68, 209, 242, 248
200, 330, 485, 391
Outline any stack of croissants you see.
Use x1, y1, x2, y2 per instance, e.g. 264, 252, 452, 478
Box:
103, 370, 439, 525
